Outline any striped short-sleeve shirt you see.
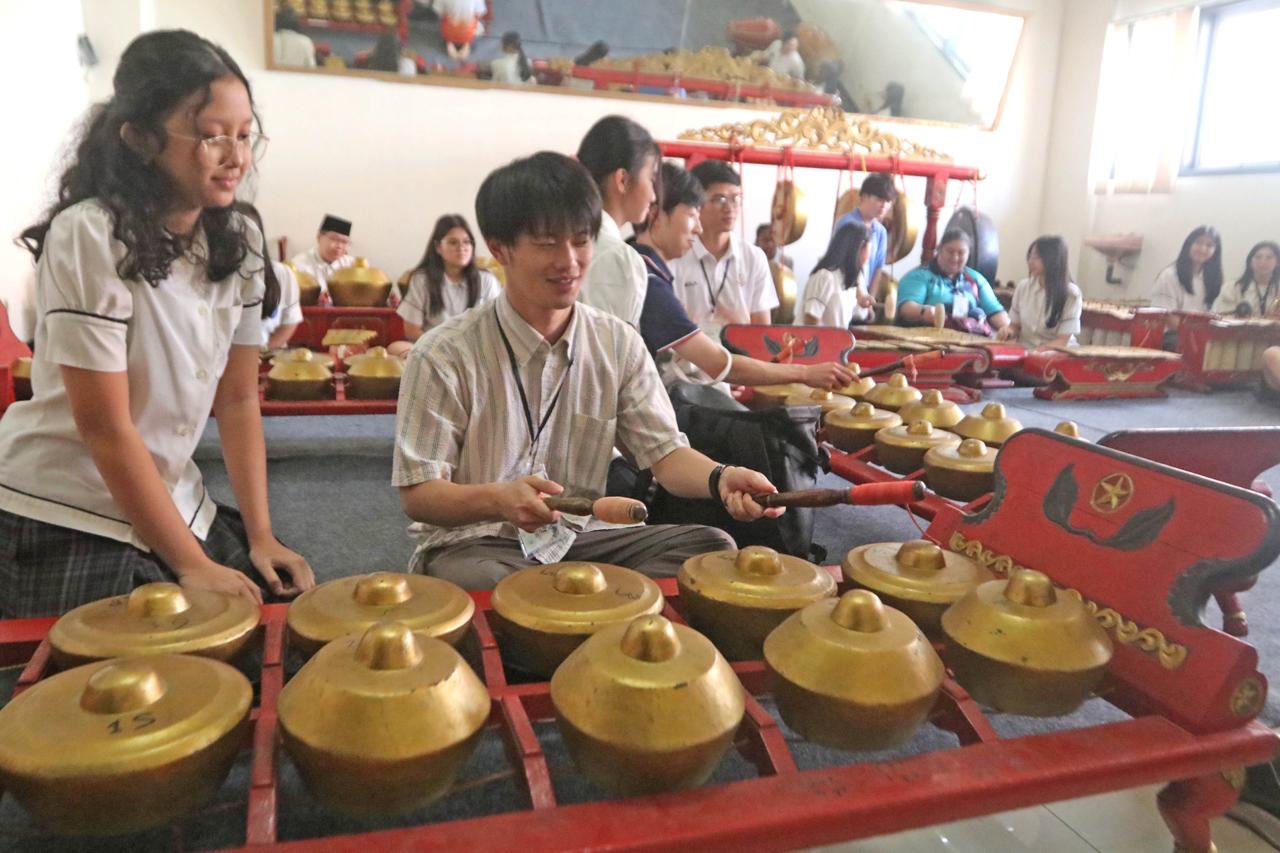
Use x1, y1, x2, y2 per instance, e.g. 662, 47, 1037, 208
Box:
393, 294, 688, 557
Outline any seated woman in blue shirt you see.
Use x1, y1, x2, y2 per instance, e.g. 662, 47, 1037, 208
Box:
896, 228, 1010, 337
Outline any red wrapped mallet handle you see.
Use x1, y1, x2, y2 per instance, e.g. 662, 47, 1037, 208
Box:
750, 481, 926, 508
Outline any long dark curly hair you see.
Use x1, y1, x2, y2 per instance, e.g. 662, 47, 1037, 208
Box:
20, 30, 263, 290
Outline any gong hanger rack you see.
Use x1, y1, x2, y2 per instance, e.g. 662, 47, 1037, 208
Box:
658, 140, 982, 263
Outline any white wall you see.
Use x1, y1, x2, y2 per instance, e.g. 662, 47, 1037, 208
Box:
1043, 0, 1280, 300
0, 0, 91, 340
5, 0, 1063, 326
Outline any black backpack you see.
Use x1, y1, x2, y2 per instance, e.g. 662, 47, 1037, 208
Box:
610, 383, 825, 560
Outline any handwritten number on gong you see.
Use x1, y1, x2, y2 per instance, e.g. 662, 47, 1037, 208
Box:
107, 712, 157, 734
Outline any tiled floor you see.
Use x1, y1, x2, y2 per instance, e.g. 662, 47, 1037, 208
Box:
807, 785, 1276, 852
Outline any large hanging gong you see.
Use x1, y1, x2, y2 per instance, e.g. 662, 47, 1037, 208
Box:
770, 180, 808, 246
832, 189, 918, 265
944, 206, 1000, 283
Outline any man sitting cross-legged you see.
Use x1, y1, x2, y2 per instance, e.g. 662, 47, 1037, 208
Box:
393, 151, 784, 590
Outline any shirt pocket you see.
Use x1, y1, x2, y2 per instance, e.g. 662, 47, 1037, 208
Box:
567, 412, 617, 492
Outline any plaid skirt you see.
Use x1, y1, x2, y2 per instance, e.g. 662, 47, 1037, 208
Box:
0, 504, 259, 619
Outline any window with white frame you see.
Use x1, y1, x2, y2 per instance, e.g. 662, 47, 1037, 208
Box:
1185, 0, 1280, 174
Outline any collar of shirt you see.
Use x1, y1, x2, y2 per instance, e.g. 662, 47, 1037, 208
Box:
630, 241, 672, 283
495, 292, 578, 367
597, 214, 626, 246
692, 232, 737, 266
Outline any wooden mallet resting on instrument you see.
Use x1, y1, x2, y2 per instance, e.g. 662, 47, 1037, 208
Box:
543, 496, 649, 524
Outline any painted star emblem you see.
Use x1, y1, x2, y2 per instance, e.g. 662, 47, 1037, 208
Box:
1090, 473, 1134, 513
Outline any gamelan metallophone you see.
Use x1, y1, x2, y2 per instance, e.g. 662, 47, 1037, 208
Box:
288, 306, 406, 351
1079, 301, 1168, 349
1174, 312, 1280, 391
2, 431, 1275, 851
1021, 344, 1183, 400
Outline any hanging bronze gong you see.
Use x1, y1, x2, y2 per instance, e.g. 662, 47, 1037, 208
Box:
770, 261, 797, 324
771, 180, 808, 246
833, 189, 918, 264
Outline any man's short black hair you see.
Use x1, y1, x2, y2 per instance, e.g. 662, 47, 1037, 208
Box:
689, 159, 740, 191
657, 162, 704, 215
475, 151, 603, 245
860, 173, 898, 203
636, 162, 702, 235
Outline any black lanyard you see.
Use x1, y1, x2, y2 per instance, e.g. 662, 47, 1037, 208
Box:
1250, 280, 1277, 315
700, 255, 732, 307
494, 312, 573, 461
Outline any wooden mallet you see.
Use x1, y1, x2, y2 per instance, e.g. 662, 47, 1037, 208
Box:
750, 481, 926, 508
543, 496, 649, 524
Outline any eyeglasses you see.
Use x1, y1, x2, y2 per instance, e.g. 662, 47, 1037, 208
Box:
167, 131, 270, 165
442, 238, 473, 249
707, 194, 742, 208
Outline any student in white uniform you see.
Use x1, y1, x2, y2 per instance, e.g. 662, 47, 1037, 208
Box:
1149, 226, 1223, 348
263, 260, 304, 348
761, 32, 805, 80
666, 160, 778, 383
237, 202, 303, 348
998, 236, 1083, 348
289, 213, 355, 297
576, 115, 656, 330
670, 160, 778, 329
0, 30, 313, 618
1213, 240, 1279, 317
273, 8, 316, 68
799, 220, 874, 328
490, 31, 533, 85
389, 214, 501, 356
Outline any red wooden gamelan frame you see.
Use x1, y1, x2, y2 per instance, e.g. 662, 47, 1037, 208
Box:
658, 141, 982, 264
1172, 312, 1280, 392
0, 303, 31, 420
1, 432, 1275, 851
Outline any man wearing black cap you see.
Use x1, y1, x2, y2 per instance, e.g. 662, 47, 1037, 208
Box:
290, 214, 354, 296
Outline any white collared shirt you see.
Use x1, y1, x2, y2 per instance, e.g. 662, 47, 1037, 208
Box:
262, 260, 304, 346
490, 53, 531, 85
665, 232, 777, 383
1212, 279, 1278, 316
289, 246, 354, 295
579, 216, 648, 329
396, 268, 501, 331
393, 294, 688, 563
669, 232, 778, 328
1008, 276, 1082, 347
273, 29, 316, 67
0, 200, 264, 548
800, 268, 872, 328
1150, 265, 1207, 312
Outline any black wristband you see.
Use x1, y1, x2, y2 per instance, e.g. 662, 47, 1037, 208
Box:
708, 464, 728, 507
